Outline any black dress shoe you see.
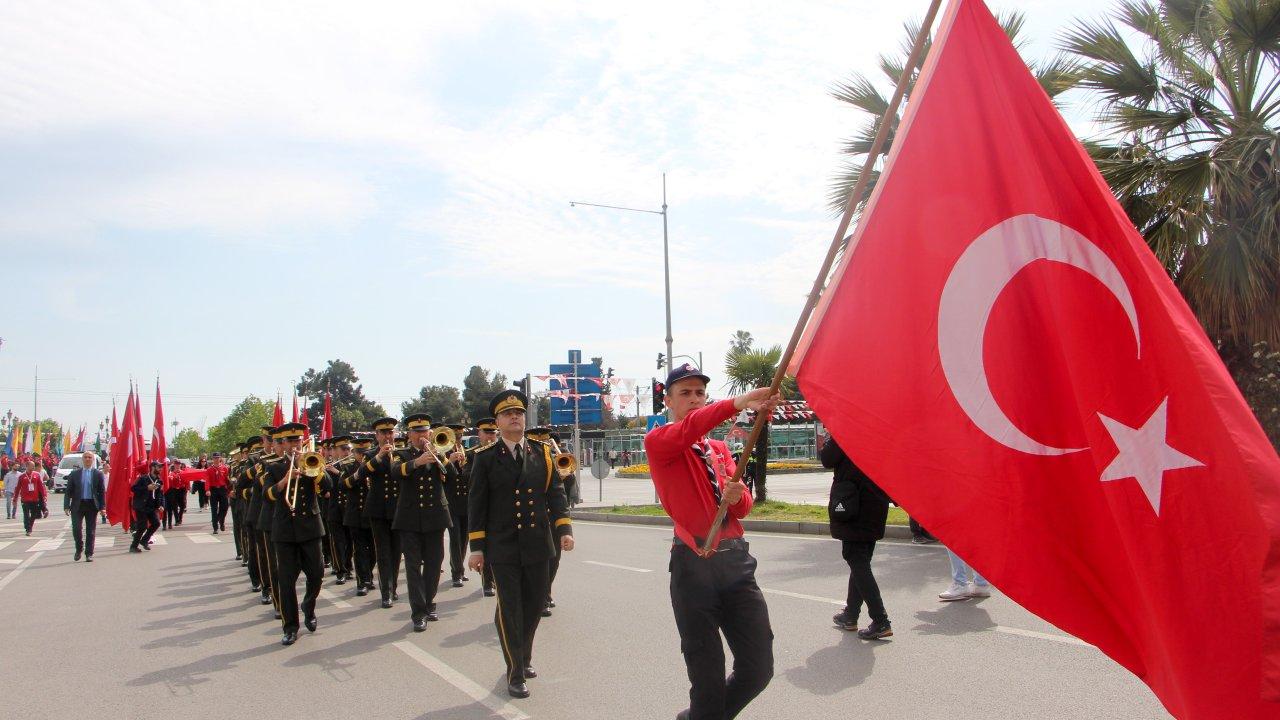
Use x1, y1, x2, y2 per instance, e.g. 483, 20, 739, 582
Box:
261, 594, 272, 605
356, 586, 368, 597
452, 579, 463, 588
274, 611, 282, 620
251, 584, 262, 593
304, 615, 317, 633
281, 632, 297, 646
483, 587, 495, 597
676, 710, 690, 720
335, 576, 346, 585
212, 529, 219, 535
74, 551, 82, 561
507, 682, 530, 699
129, 546, 142, 553
425, 610, 438, 622
381, 599, 393, 609
412, 619, 426, 632
547, 597, 555, 608
392, 591, 399, 601
85, 556, 93, 562
461, 575, 469, 582
524, 666, 537, 678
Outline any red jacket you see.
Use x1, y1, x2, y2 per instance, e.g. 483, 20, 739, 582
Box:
206, 465, 229, 490
643, 399, 751, 550
14, 471, 48, 503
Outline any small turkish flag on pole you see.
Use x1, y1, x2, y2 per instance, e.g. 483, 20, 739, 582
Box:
793, 0, 1280, 716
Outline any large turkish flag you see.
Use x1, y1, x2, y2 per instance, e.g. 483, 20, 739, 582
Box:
793, 0, 1280, 717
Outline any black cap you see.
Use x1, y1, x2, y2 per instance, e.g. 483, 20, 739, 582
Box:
665, 362, 710, 391
489, 390, 527, 416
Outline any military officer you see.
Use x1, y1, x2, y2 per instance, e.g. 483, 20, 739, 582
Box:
236, 436, 265, 590
392, 414, 454, 631
228, 443, 246, 561
344, 435, 376, 596
264, 422, 330, 646
325, 435, 355, 585
249, 426, 282, 613
467, 390, 575, 699
361, 417, 403, 607
445, 421, 474, 588
526, 427, 570, 617
470, 418, 500, 597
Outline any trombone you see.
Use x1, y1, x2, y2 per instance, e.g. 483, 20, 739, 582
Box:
547, 437, 578, 479
422, 426, 457, 468
284, 437, 326, 510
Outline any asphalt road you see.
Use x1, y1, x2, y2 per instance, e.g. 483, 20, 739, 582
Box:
0, 510, 1170, 720
576, 471, 832, 508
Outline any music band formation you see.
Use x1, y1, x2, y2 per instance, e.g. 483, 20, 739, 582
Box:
218, 388, 574, 699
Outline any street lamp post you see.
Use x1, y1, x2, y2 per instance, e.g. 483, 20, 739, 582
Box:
571, 173, 674, 381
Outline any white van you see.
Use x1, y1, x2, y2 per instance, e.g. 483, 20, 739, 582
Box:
53, 454, 94, 493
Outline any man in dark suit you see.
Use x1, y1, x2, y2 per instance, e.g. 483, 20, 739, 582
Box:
394, 415, 454, 631
63, 451, 106, 562
468, 390, 575, 699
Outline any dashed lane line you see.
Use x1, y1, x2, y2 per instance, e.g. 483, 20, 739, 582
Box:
582, 560, 652, 573
393, 641, 530, 720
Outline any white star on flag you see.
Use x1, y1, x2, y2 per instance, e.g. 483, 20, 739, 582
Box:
1098, 398, 1203, 515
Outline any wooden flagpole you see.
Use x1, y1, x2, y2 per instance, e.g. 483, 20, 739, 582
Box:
700, 0, 946, 556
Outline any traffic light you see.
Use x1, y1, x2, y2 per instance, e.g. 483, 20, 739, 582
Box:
656, 353, 665, 370
513, 378, 529, 395
652, 380, 665, 414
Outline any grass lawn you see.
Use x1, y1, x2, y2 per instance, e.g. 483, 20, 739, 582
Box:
593, 500, 910, 526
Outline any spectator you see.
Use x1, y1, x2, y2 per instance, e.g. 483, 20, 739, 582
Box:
15, 460, 48, 536
909, 516, 939, 545
938, 549, 993, 601
191, 453, 208, 511
63, 451, 105, 562
608, 449, 618, 470
2, 463, 19, 519
821, 433, 892, 640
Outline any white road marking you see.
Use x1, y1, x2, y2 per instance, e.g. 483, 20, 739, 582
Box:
583, 560, 652, 573
149, 534, 167, 545
762, 587, 843, 605
0, 541, 10, 551
0, 554, 41, 592
393, 641, 530, 720
319, 588, 352, 609
29, 538, 64, 552
95, 536, 115, 548
188, 534, 221, 544
0, 558, 22, 565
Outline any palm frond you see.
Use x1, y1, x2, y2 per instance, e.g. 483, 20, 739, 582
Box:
830, 74, 890, 116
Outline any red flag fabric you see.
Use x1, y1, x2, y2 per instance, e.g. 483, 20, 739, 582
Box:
150, 381, 167, 466
320, 393, 333, 441
272, 396, 285, 427
105, 387, 137, 529
792, 0, 1280, 717
111, 405, 118, 437
71, 426, 85, 452
292, 393, 299, 423
132, 386, 145, 469
299, 407, 310, 439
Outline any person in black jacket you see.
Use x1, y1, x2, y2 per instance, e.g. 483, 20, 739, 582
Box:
265, 423, 330, 646
820, 433, 892, 640
129, 462, 163, 553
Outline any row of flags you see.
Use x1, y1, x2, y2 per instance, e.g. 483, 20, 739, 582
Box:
2, 420, 89, 459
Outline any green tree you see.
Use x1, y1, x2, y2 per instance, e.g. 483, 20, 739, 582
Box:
828, 11, 1075, 213
401, 385, 468, 424
724, 344, 786, 502
207, 396, 274, 453
729, 330, 755, 355
462, 366, 509, 423
171, 428, 209, 459
1061, 0, 1280, 443
296, 359, 388, 435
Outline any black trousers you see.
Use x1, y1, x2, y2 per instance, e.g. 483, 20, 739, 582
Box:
326, 522, 351, 578
230, 504, 244, 558
490, 561, 550, 685
347, 525, 374, 588
209, 488, 228, 531
401, 529, 445, 622
369, 518, 401, 601
243, 523, 261, 587
669, 543, 774, 720
131, 509, 160, 548
21, 501, 41, 533
259, 530, 278, 608
548, 539, 563, 601
194, 482, 207, 509
842, 540, 888, 625
447, 510, 468, 580
162, 491, 180, 529
71, 503, 99, 556
273, 538, 323, 634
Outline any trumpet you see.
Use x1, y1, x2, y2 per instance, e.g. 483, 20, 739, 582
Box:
548, 438, 578, 478
284, 438, 325, 510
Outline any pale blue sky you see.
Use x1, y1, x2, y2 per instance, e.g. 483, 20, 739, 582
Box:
0, 0, 1118, 435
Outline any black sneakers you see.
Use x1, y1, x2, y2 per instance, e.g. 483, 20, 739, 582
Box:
857, 620, 893, 640
833, 608, 858, 631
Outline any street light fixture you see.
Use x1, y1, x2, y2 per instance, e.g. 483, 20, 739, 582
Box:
571, 173, 674, 382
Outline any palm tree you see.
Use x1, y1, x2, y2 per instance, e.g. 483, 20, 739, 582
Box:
724, 345, 789, 502
828, 11, 1077, 215
1060, 0, 1280, 371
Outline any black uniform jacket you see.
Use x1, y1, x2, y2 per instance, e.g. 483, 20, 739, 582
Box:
444, 454, 469, 515
392, 448, 453, 533
131, 474, 160, 512
360, 449, 400, 520
467, 439, 572, 565
343, 454, 372, 528
264, 460, 331, 543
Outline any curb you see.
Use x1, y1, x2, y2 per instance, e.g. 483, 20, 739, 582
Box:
573, 511, 913, 540
615, 467, 822, 480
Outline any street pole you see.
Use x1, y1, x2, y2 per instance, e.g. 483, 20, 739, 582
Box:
526, 373, 535, 427
571, 356, 581, 469
661, 173, 673, 384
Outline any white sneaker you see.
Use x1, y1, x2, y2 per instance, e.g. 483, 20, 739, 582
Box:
967, 583, 991, 598
938, 582, 970, 601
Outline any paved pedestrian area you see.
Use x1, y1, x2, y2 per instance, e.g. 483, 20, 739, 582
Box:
0, 512, 1169, 719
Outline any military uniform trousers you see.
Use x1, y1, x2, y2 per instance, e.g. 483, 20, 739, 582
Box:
230, 502, 245, 559
669, 542, 774, 720
242, 520, 261, 587
326, 522, 352, 578
447, 509, 469, 581
400, 529, 445, 622
259, 529, 279, 609
273, 537, 323, 634
548, 540, 563, 603
369, 518, 401, 601
345, 523, 374, 589
490, 560, 550, 685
